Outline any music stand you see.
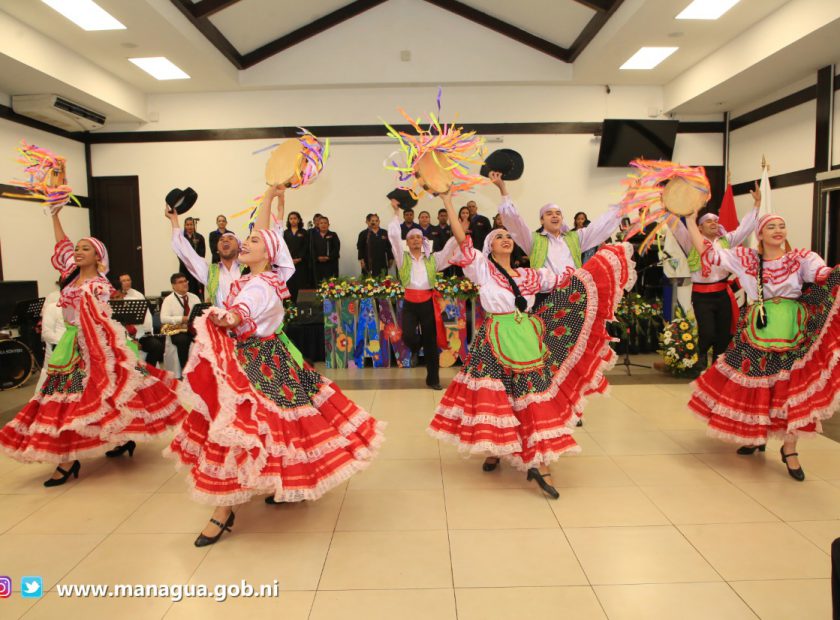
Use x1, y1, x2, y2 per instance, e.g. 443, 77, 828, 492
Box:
109, 299, 150, 326
188, 303, 211, 327
9, 297, 45, 327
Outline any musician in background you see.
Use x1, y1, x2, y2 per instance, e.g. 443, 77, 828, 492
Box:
159, 273, 201, 370
116, 273, 162, 368
180, 217, 206, 298
35, 283, 64, 392
311, 216, 340, 282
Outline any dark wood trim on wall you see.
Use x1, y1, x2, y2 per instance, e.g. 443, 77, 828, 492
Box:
729, 85, 816, 131
0, 183, 91, 208
0, 103, 86, 142
731, 168, 816, 196
812, 65, 835, 253
84, 120, 720, 144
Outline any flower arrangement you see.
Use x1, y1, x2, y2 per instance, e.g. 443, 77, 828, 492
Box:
616, 293, 660, 325
317, 275, 479, 300
658, 306, 700, 377
434, 275, 480, 300
281, 299, 299, 325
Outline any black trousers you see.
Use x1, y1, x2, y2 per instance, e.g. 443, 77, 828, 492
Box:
169, 332, 194, 369
401, 299, 439, 385
691, 289, 733, 365
138, 335, 164, 367
832, 537, 840, 619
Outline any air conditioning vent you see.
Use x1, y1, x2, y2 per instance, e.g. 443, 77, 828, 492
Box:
12, 94, 106, 132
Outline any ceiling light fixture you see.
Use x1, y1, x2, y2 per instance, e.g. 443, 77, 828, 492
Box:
620, 47, 678, 70
41, 0, 126, 31
676, 0, 740, 20
129, 57, 190, 80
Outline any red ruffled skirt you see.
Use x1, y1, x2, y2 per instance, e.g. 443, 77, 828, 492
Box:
0, 292, 187, 463
428, 244, 634, 469
166, 315, 385, 505
689, 267, 840, 443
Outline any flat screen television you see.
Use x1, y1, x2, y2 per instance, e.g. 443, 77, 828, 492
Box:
597, 119, 679, 167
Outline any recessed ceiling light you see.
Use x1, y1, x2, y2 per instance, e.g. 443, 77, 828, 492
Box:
41, 0, 126, 31
129, 57, 190, 80
620, 47, 678, 70
676, 0, 740, 20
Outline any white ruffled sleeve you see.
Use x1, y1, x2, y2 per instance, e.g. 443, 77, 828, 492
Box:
449, 237, 490, 286
800, 251, 832, 284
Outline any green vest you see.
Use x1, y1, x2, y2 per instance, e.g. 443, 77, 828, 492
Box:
687, 237, 730, 273
398, 252, 437, 288
206, 262, 246, 305
530, 231, 582, 270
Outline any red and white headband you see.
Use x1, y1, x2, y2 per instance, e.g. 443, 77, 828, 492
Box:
757, 214, 785, 236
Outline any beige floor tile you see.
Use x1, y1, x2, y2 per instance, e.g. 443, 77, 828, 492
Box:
550, 486, 669, 527
68, 461, 178, 493
549, 456, 635, 488
737, 480, 840, 521
594, 583, 757, 620
0, 456, 25, 474
664, 430, 741, 453
163, 591, 315, 620
320, 530, 452, 589
0, 533, 105, 591
730, 579, 832, 620
191, 532, 332, 591
572, 430, 607, 456
310, 589, 456, 620
232, 489, 345, 533
377, 432, 440, 459
0, 493, 57, 533
788, 520, 840, 553
793, 450, 840, 479
696, 452, 800, 485
0, 461, 94, 494
336, 489, 446, 531
340, 389, 376, 412
613, 454, 727, 487
115, 493, 234, 534
10, 492, 151, 534
24, 591, 172, 620
449, 529, 588, 587
440, 456, 530, 489
565, 525, 720, 585
679, 522, 829, 580
62, 533, 209, 587
456, 586, 606, 620
655, 382, 696, 399
586, 431, 686, 456
574, 403, 656, 432
801, 434, 840, 452
635, 408, 706, 431
445, 487, 559, 529
347, 458, 442, 491
155, 470, 191, 494
641, 483, 779, 525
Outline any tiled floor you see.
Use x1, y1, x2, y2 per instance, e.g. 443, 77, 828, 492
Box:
0, 362, 837, 619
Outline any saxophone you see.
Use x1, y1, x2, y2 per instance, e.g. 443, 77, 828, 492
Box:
161, 322, 189, 336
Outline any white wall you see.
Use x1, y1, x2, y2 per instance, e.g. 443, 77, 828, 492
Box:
0, 117, 89, 294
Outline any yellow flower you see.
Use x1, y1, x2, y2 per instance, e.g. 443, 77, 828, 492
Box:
686, 343, 694, 350
368, 340, 380, 353
682, 333, 692, 342
679, 322, 689, 330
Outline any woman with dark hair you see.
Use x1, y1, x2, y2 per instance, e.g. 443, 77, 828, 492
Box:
283, 210, 309, 302
686, 211, 840, 481
0, 206, 187, 486
573, 211, 599, 264
181, 217, 206, 298
428, 192, 634, 499
208, 214, 231, 264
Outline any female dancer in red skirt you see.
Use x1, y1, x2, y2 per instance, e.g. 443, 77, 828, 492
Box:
428, 192, 634, 498
0, 207, 187, 486
686, 211, 840, 480
166, 185, 385, 547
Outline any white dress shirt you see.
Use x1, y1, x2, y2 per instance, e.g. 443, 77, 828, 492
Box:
387, 215, 458, 290
160, 291, 202, 326
121, 288, 154, 337
498, 196, 621, 277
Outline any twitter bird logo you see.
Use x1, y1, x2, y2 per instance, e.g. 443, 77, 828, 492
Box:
21, 576, 43, 599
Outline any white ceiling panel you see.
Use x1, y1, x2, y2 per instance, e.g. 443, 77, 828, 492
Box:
209, 0, 351, 54
462, 0, 595, 49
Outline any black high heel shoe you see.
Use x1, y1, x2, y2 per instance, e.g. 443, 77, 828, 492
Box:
780, 447, 805, 481
736, 444, 766, 455
194, 511, 235, 547
44, 460, 81, 487
105, 441, 136, 458
482, 457, 500, 472
526, 468, 560, 499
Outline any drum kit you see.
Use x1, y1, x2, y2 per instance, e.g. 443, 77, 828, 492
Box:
0, 298, 43, 391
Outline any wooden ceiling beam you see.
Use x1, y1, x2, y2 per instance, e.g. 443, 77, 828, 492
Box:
190, 0, 244, 19
571, 0, 616, 12
422, 0, 570, 62
568, 0, 625, 62
240, 0, 389, 69
169, 0, 245, 69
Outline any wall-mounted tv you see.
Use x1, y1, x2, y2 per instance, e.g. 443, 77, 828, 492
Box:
597, 119, 679, 167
